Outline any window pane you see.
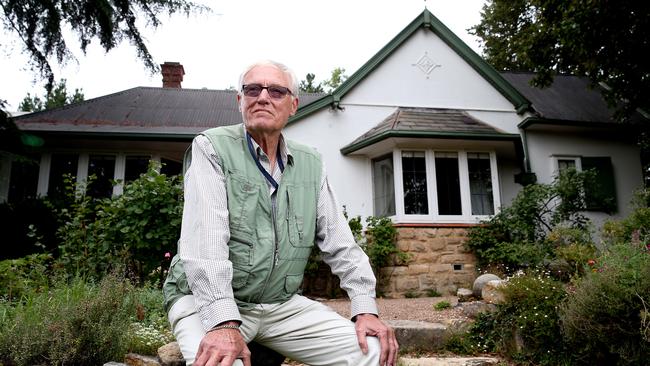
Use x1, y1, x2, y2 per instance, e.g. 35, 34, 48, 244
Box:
372, 155, 395, 217
48, 153, 78, 198
402, 151, 428, 215
87, 155, 116, 198
558, 159, 576, 171
8, 156, 39, 203
468, 152, 494, 215
435, 152, 462, 215
161, 158, 182, 176
125, 156, 150, 182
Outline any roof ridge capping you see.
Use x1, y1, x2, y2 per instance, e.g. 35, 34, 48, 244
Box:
289, 9, 532, 125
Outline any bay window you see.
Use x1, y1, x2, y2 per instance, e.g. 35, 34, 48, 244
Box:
375, 149, 500, 222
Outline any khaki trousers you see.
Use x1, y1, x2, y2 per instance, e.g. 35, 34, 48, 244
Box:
168, 294, 381, 366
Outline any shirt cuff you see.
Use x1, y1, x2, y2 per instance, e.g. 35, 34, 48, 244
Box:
350, 294, 378, 319
198, 297, 242, 331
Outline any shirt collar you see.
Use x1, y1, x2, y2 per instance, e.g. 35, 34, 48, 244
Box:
244, 128, 294, 166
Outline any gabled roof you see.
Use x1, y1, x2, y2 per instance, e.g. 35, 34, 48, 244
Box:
14, 87, 324, 139
289, 9, 532, 124
341, 107, 519, 155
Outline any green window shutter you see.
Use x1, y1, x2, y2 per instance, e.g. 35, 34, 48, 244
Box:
581, 157, 617, 213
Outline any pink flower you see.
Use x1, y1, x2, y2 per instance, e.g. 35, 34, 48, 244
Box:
587, 259, 596, 266
164, 252, 171, 259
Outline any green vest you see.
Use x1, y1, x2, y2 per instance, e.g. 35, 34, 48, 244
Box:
163, 125, 322, 312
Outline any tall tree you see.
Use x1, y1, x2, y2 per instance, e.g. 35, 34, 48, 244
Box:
470, 0, 650, 120
19, 79, 84, 112
299, 73, 324, 93
0, 0, 207, 89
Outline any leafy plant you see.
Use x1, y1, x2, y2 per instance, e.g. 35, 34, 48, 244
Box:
362, 216, 411, 289
426, 288, 441, 297
465, 271, 570, 365
0, 273, 137, 365
55, 162, 183, 283
0, 253, 53, 302
466, 169, 594, 273
434, 300, 451, 310
404, 290, 420, 299
559, 242, 650, 365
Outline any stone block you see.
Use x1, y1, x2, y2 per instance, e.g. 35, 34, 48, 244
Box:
410, 253, 439, 264
395, 277, 419, 291
385, 320, 448, 352
427, 237, 447, 251
158, 342, 184, 366
418, 274, 437, 288
439, 254, 473, 264
409, 241, 429, 253
397, 228, 417, 239
458, 301, 498, 319
482, 280, 506, 304
125, 353, 161, 366
456, 288, 474, 302
472, 273, 501, 297
408, 264, 430, 275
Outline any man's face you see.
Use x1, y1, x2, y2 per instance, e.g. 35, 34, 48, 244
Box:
238, 65, 298, 136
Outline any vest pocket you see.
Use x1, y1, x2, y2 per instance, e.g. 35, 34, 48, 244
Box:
286, 190, 312, 248
228, 234, 254, 266
226, 170, 259, 235
284, 273, 303, 294
231, 267, 250, 290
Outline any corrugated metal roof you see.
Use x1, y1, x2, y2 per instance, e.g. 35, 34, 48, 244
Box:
501, 72, 619, 123
14, 87, 325, 136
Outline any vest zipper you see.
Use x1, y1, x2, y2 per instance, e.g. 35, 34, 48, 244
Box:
259, 190, 280, 301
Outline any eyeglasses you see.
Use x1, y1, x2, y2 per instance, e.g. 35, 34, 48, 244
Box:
242, 84, 293, 99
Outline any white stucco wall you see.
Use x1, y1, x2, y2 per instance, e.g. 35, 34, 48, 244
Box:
526, 128, 644, 225
284, 27, 527, 220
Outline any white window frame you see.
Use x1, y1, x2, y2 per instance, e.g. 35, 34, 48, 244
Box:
552, 155, 582, 176
381, 148, 501, 224
34, 151, 153, 198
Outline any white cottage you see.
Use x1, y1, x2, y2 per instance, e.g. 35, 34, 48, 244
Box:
4, 10, 645, 295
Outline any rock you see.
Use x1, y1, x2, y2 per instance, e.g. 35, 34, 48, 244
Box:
481, 280, 505, 304
472, 274, 500, 298
397, 356, 500, 365
104, 363, 127, 366
456, 288, 474, 302
385, 320, 448, 351
125, 353, 161, 366
158, 342, 185, 366
458, 301, 498, 319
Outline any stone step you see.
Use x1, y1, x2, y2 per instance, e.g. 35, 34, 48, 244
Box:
398, 356, 500, 366
386, 320, 449, 352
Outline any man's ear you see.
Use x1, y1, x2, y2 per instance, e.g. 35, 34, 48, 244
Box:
290, 97, 299, 116
237, 94, 242, 112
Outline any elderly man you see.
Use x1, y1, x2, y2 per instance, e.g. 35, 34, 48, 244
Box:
163, 60, 398, 366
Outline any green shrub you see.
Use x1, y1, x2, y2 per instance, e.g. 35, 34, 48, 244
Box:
434, 300, 451, 310
0, 273, 137, 365
0, 253, 53, 301
465, 271, 570, 365
426, 288, 441, 297
404, 290, 420, 299
362, 216, 411, 290
559, 242, 650, 365
56, 162, 183, 283
466, 169, 593, 273
127, 286, 174, 355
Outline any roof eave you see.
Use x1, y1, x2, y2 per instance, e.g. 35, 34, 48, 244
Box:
340, 130, 521, 155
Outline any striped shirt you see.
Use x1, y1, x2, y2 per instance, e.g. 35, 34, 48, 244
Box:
179, 129, 378, 331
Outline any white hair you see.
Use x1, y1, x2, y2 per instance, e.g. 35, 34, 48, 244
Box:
237, 60, 299, 97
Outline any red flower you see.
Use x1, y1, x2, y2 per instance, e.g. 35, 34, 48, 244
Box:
587, 259, 596, 266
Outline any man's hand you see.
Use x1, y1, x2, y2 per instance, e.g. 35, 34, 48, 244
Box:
193, 325, 251, 366
355, 313, 399, 366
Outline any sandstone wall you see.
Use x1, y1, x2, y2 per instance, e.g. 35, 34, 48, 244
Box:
302, 226, 478, 299
379, 226, 477, 297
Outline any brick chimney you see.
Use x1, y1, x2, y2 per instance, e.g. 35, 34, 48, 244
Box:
161, 61, 185, 88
